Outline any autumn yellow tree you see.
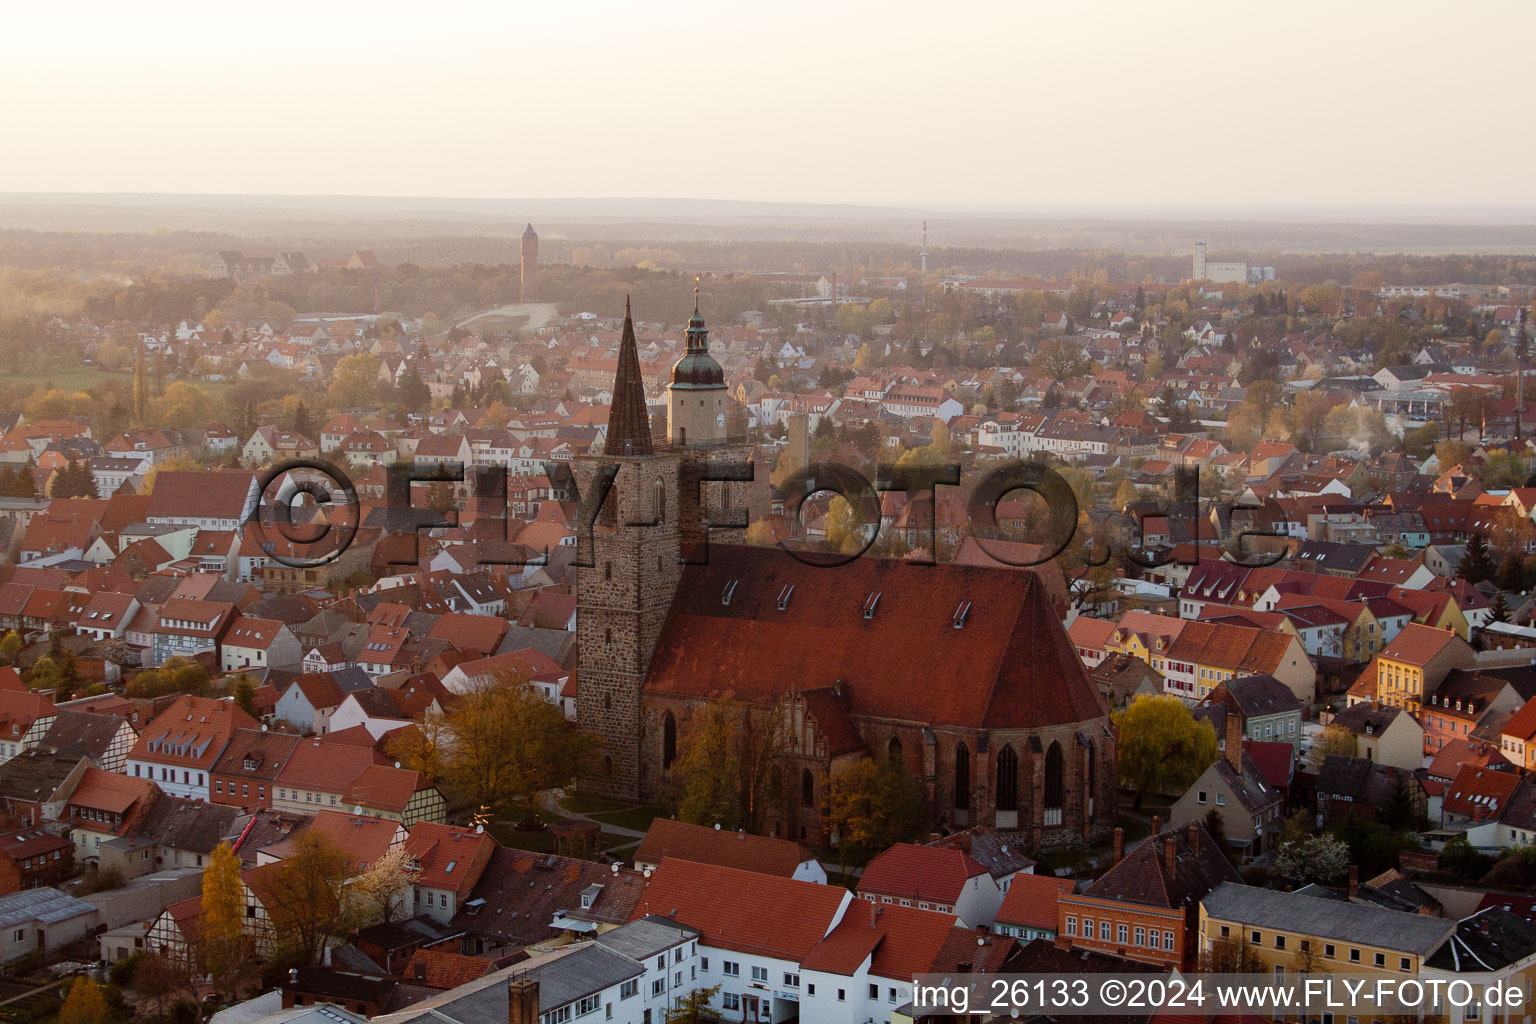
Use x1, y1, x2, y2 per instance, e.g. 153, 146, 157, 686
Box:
822, 757, 928, 869
1308, 723, 1359, 770
437, 675, 585, 822
148, 381, 214, 428
823, 495, 863, 550
673, 703, 744, 829
263, 830, 349, 966
59, 976, 110, 1024
328, 353, 380, 409
202, 840, 254, 999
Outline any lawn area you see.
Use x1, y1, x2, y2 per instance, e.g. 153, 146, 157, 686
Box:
489, 822, 555, 853
12, 366, 127, 391
604, 840, 640, 861
560, 794, 634, 816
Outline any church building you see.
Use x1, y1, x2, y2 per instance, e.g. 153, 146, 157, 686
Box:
574, 299, 1115, 853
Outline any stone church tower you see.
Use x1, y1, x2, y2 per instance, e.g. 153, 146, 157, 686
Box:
575, 298, 749, 799
519, 223, 539, 302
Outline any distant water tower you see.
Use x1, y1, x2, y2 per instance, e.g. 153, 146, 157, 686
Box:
921, 221, 929, 273
1193, 239, 1207, 281
520, 222, 539, 302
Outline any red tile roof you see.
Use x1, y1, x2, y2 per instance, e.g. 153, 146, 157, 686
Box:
345, 764, 428, 813
1381, 622, 1462, 666
635, 858, 847, 962
995, 873, 1077, 932
425, 613, 507, 656
403, 822, 495, 896
857, 843, 989, 905
1444, 765, 1522, 820
643, 547, 1106, 731
276, 736, 386, 791
801, 899, 958, 981
131, 696, 253, 769
634, 818, 814, 878
69, 766, 156, 820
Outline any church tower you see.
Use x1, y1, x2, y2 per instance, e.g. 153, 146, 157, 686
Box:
576, 298, 754, 801
574, 299, 682, 800
520, 223, 539, 302
667, 291, 730, 446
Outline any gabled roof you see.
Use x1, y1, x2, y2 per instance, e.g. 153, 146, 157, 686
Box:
402, 822, 496, 896
265, 809, 399, 872
857, 843, 989, 905
643, 547, 1106, 731
634, 818, 814, 878
127, 795, 238, 854
69, 766, 156, 818
995, 873, 1076, 931
1380, 622, 1464, 666
801, 899, 958, 981
130, 695, 253, 768
634, 857, 848, 962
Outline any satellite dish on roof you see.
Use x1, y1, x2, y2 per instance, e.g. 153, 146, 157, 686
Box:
713, 823, 721, 830
643, 868, 652, 878
353, 805, 363, 815
612, 862, 621, 875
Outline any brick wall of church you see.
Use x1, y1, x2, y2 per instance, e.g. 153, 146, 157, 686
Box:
637, 696, 1117, 854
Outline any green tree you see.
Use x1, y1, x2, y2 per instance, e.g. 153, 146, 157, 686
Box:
1112, 695, 1219, 809
292, 400, 315, 439
1490, 590, 1511, 624
1459, 534, 1496, 584
396, 365, 431, 413
1203, 807, 1230, 861
28, 656, 61, 691
231, 675, 258, 718
132, 343, 148, 424
666, 986, 723, 1024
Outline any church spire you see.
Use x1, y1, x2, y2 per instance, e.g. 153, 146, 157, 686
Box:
606, 297, 654, 456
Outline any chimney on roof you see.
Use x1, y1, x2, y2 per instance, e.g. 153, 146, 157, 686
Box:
1163, 837, 1177, 877
508, 977, 539, 1024
1226, 709, 1244, 775
1348, 864, 1359, 901
1187, 823, 1200, 856
1151, 815, 1163, 837
1112, 827, 1124, 866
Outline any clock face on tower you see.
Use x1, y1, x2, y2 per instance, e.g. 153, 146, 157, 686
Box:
715, 412, 726, 429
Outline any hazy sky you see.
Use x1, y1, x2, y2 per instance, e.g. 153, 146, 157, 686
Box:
3, 0, 1530, 206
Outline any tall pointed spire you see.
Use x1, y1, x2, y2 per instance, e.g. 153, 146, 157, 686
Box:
606, 297, 654, 456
